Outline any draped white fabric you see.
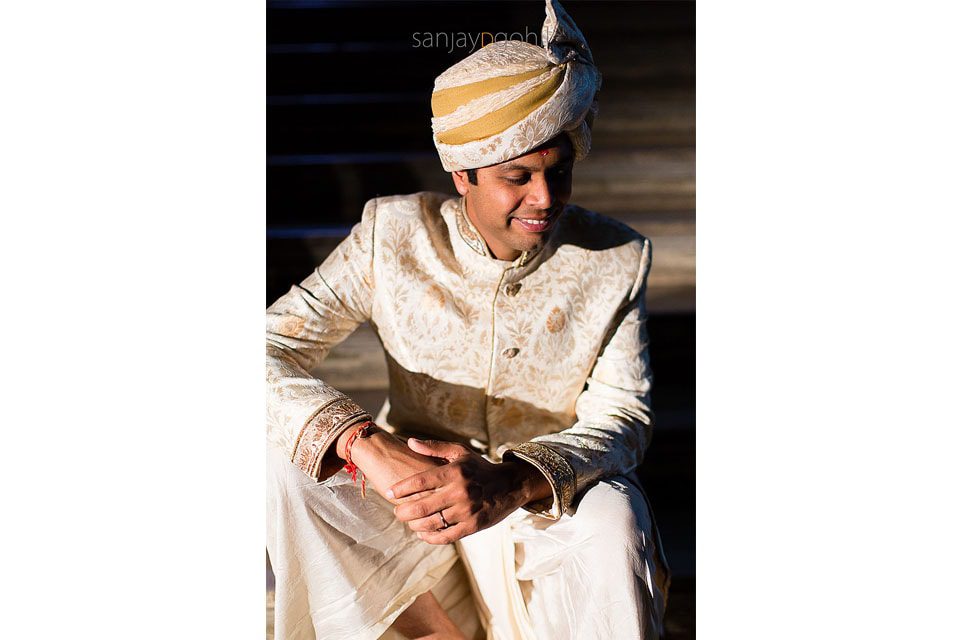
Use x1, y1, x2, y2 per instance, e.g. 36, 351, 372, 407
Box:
267, 444, 478, 639
267, 444, 668, 640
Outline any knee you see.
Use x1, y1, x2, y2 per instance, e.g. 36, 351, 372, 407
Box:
573, 477, 653, 566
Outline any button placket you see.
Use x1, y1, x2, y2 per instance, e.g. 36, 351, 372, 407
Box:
485, 270, 508, 449
488, 265, 526, 452
500, 281, 522, 358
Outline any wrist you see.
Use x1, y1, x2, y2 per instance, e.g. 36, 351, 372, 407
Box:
348, 429, 394, 465
503, 460, 551, 507
335, 422, 382, 460
335, 427, 353, 460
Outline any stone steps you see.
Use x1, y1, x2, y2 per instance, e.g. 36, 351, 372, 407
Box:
267, 85, 694, 154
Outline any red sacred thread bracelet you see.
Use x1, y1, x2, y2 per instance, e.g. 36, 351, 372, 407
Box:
342, 421, 375, 498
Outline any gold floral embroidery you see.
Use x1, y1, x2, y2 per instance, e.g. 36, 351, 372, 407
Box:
426, 284, 446, 309
447, 396, 469, 424
276, 315, 305, 337
398, 252, 418, 272
293, 397, 371, 479
545, 307, 566, 333
455, 200, 487, 256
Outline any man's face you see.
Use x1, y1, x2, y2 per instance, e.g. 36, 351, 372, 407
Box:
452, 134, 574, 261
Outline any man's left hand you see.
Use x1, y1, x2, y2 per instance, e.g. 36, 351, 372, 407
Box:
387, 438, 538, 545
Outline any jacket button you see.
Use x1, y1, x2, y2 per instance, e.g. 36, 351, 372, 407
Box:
501, 347, 519, 358
505, 283, 522, 296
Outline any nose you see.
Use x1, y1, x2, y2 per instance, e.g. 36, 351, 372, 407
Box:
524, 173, 553, 211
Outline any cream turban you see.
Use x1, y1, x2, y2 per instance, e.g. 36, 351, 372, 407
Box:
431, 0, 602, 172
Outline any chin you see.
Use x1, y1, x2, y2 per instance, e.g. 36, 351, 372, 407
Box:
515, 237, 546, 254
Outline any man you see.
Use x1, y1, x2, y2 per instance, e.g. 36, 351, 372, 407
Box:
266, 1, 669, 638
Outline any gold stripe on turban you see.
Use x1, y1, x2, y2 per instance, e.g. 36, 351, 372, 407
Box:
432, 68, 566, 145
431, 68, 548, 118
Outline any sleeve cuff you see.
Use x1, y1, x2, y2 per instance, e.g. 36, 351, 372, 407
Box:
291, 396, 371, 481
500, 442, 576, 520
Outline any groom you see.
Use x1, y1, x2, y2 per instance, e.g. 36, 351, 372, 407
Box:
266, 2, 670, 638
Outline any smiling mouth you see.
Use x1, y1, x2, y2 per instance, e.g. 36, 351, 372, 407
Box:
510, 209, 561, 233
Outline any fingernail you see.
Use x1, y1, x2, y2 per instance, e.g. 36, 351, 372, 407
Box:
386, 489, 395, 499
409, 437, 420, 444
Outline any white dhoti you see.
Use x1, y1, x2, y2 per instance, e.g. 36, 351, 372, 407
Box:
267, 444, 669, 640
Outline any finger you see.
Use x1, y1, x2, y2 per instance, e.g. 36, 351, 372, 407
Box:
406, 438, 468, 461
416, 521, 472, 545
391, 488, 435, 505
393, 491, 452, 523
406, 509, 456, 533
387, 466, 448, 501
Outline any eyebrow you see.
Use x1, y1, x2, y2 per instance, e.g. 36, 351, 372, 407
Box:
498, 155, 574, 173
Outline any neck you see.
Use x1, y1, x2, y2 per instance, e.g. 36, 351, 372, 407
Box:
463, 197, 521, 261
488, 244, 521, 262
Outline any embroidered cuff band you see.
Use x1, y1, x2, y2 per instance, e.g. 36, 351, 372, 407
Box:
501, 441, 576, 519
292, 396, 371, 481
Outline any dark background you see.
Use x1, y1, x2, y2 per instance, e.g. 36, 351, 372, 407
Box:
267, 1, 694, 637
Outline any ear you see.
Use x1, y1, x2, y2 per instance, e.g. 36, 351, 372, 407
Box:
451, 170, 471, 196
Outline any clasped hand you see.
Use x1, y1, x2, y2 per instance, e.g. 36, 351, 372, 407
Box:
386, 438, 529, 545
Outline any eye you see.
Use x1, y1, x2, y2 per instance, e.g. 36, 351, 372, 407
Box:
504, 174, 530, 185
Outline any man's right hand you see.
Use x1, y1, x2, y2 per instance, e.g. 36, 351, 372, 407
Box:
336, 427, 443, 505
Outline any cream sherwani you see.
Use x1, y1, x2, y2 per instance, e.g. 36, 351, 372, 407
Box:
266, 192, 670, 639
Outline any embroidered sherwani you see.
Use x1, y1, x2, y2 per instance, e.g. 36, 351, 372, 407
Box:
266, 191, 670, 639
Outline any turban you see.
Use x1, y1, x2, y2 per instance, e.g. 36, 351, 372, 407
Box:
431, 0, 602, 172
